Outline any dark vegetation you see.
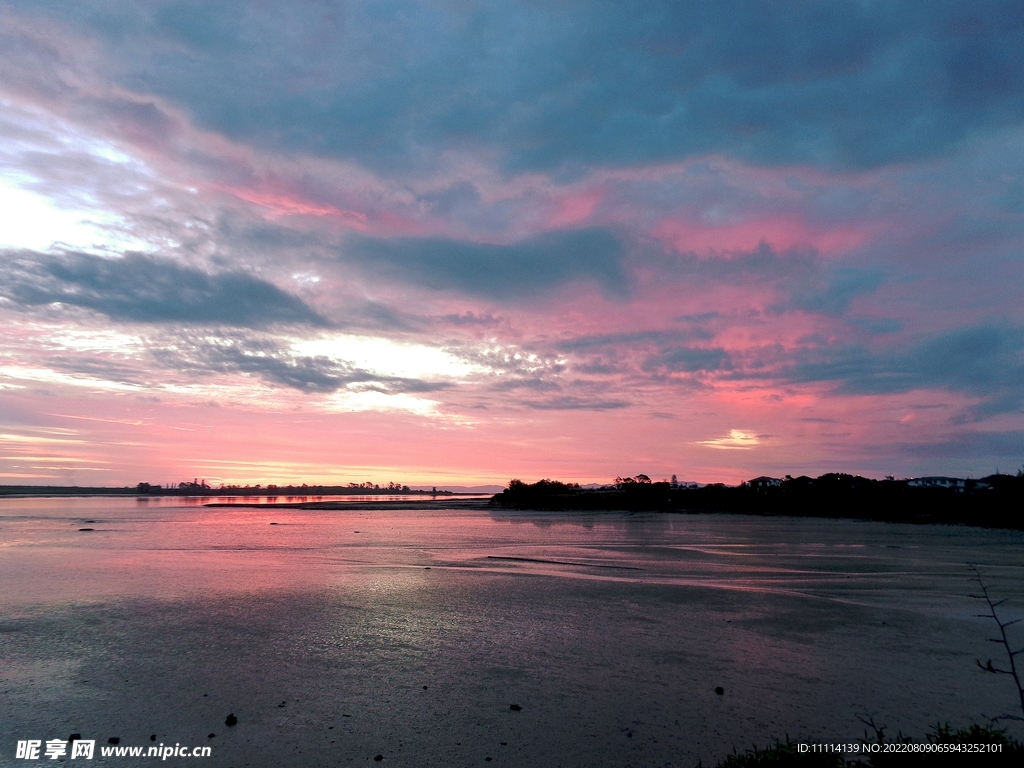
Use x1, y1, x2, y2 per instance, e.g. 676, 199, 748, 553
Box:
490, 473, 1024, 530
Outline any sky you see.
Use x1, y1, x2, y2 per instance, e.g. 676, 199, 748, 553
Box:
1, 0, 1023, 488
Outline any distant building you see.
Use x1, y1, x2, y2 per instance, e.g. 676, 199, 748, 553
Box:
907, 476, 966, 491
746, 476, 782, 489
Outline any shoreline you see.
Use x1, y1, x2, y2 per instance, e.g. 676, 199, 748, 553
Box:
203, 498, 494, 511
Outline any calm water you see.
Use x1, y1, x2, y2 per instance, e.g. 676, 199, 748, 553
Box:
2, 497, 1023, 766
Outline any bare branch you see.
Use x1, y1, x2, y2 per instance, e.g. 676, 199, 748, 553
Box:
969, 565, 1024, 721
990, 713, 1024, 724
857, 714, 886, 743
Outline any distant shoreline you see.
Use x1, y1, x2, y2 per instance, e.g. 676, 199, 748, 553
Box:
0, 485, 475, 498
4, 472, 1024, 532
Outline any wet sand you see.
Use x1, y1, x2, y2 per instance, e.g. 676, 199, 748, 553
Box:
2, 500, 1023, 766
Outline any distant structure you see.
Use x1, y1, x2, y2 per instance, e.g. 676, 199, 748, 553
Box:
745, 476, 783, 490
907, 476, 966, 491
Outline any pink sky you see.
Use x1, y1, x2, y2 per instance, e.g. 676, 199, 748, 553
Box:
2, 2, 1023, 487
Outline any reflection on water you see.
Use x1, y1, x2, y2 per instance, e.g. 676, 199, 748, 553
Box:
2, 497, 1022, 613
2, 497, 1023, 765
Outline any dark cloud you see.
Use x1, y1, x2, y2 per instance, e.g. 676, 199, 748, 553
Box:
572, 358, 625, 375
557, 327, 714, 352
21, 0, 1024, 172
491, 377, 561, 393
674, 312, 721, 323
522, 396, 630, 411
0, 250, 328, 328
166, 335, 449, 395
786, 267, 885, 316
899, 430, 1024, 460
344, 228, 625, 299
656, 242, 886, 318
437, 312, 503, 328
643, 346, 731, 374
780, 326, 1024, 415
658, 241, 817, 283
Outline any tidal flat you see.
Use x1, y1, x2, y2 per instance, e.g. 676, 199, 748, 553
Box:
2, 497, 1023, 766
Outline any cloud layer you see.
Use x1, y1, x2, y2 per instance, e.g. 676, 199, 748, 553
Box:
345, 228, 626, 299
1, 251, 327, 327
27, 0, 1024, 173
1, 1, 1023, 485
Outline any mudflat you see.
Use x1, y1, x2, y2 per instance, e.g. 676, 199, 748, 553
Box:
3, 498, 1023, 766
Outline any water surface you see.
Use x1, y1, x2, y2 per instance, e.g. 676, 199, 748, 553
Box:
2, 497, 1023, 766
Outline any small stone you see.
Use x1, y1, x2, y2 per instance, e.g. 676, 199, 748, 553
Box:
78, 528, 94, 532
373, 755, 383, 761
422, 686, 428, 689
329, 727, 334, 730
424, 567, 430, 569
84, 520, 95, 523
500, 742, 507, 746
150, 734, 157, 741
107, 738, 120, 745
509, 704, 521, 711
278, 701, 286, 707
343, 714, 351, 717
68, 734, 81, 743
208, 733, 215, 739
270, 522, 278, 525
225, 713, 238, 726
715, 687, 724, 695
486, 758, 492, 762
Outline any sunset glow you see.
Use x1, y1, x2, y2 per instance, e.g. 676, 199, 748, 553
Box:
1, 2, 1023, 488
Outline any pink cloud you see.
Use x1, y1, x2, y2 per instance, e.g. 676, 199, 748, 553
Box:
546, 187, 606, 228
217, 184, 369, 228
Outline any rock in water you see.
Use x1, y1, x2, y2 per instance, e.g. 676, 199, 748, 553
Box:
509, 704, 522, 711
107, 738, 119, 745
225, 713, 238, 726
715, 686, 724, 695
373, 755, 384, 761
